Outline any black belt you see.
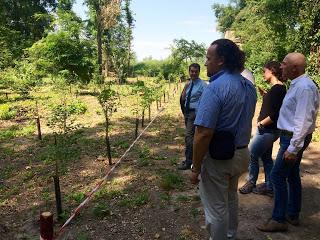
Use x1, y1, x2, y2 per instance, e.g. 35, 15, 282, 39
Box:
280, 130, 293, 137
236, 145, 248, 149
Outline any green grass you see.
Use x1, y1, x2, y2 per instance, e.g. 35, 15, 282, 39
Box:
191, 208, 201, 218
0, 165, 14, 179
170, 157, 178, 166
176, 195, 192, 202
75, 232, 89, 240
159, 192, 171, 202
95, 187, 123, 200
0, 123, 35, 140
159, 170, 184, 191
66, 191, 85, 204
21, 169, 35, 181
137, 146, 152, 167
91, 203, 111, 218
38, 143, 80, 165
118, 190, 149, 208
0, 104, 16, 120
113, 139, 130, 149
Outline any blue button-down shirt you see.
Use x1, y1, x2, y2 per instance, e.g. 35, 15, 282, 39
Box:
184, 78, 207, 111
194, 71, 257, 146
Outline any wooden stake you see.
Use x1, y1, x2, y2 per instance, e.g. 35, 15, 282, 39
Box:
36, 116, 42, 140
40, 212, 53, 240
53, 176, 63, 220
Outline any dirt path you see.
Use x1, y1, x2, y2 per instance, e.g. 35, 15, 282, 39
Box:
1, 90, 319, 240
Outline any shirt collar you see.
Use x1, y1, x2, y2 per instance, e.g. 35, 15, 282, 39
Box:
209, 70, 225, 82
291, 73, 307, 85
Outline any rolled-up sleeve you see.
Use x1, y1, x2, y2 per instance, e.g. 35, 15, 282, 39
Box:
194, 87, 221, 129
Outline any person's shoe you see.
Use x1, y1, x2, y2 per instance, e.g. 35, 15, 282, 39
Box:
257, 219, 288, 232
286, 216, 300, 226
177, 161, 191, 170
239, 181, 255, 194
252, 183, 274, 197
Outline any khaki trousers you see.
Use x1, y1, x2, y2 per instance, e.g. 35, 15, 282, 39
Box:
199, 148, 249, 240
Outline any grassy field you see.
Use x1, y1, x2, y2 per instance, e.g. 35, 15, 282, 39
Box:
0, 80, 319, 239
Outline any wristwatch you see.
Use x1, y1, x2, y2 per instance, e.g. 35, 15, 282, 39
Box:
258, 122, 264, 128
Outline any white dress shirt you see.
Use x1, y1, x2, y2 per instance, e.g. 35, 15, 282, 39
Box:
277, 74, 319, 154
241, 68, 255, 84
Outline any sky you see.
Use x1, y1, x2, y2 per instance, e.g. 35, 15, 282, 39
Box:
73, 0, 228, 61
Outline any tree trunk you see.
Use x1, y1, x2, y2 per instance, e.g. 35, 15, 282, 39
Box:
135, 118, 139, 138
141, 109, 145, 127
36, 116, 42, 140
105, 111, 112, 165
148, 104, 151, 121
96, 6, 103, 84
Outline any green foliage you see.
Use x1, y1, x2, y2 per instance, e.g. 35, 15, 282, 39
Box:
38, 141, 80, 166
0, 60, 44, 95
213, 0, 320, 72
27, 31, 95, 84
91, 203, 111, 218
0, 124, 35, 141
0, 104, 16, 120
160, 171, 184, 191
47, 99, 87, 134
66, 191, 85, 204
118, 190, 149, 208
98, 86, 119, 116
0, 0, 56, 69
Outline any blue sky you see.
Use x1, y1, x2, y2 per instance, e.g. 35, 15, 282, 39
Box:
73, 0, 227, 61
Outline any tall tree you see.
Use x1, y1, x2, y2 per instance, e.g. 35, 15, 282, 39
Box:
86, 0, 121, 83
0, 0, 57, 69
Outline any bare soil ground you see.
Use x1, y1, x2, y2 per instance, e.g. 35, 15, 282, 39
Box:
0, 88, 319, 240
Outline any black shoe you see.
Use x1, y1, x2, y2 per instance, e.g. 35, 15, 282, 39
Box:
177, 161, 191, 170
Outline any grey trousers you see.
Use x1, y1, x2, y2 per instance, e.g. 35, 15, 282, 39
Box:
200, 148, 249, 240
184, 111, 196, 166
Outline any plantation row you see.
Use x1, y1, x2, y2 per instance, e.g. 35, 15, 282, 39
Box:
0, 78, 181, 219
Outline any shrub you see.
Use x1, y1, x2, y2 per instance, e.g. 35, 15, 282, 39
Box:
0, 104, 16, 120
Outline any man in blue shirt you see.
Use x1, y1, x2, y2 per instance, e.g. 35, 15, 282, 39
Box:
178, 63, 206, 170
190, 39, 257, 239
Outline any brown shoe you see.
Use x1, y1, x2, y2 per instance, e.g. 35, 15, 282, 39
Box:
257, 219, 288, 232
239, 181, 255, 194
252, 183, 274, 197
286, 216, 299, 226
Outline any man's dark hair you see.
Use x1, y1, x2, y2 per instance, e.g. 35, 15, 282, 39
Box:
211, 39, 244, 72
189, 63, 200, 72
264, 60, 283, 81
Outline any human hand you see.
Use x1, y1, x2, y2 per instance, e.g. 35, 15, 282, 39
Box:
283, 151, 297, 165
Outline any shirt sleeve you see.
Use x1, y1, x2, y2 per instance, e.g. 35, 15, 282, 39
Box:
287, 88, 316, 154
194, 87, 221, 129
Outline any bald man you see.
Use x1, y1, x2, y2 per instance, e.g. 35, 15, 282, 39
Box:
257, 52, 319, 232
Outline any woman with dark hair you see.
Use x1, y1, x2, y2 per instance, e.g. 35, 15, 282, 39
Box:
239, 61, 286, 196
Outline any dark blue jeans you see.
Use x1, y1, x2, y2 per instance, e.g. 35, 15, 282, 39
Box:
184, 111, 196, 166
271, 133, 312, 222
248, 127, 279, 190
